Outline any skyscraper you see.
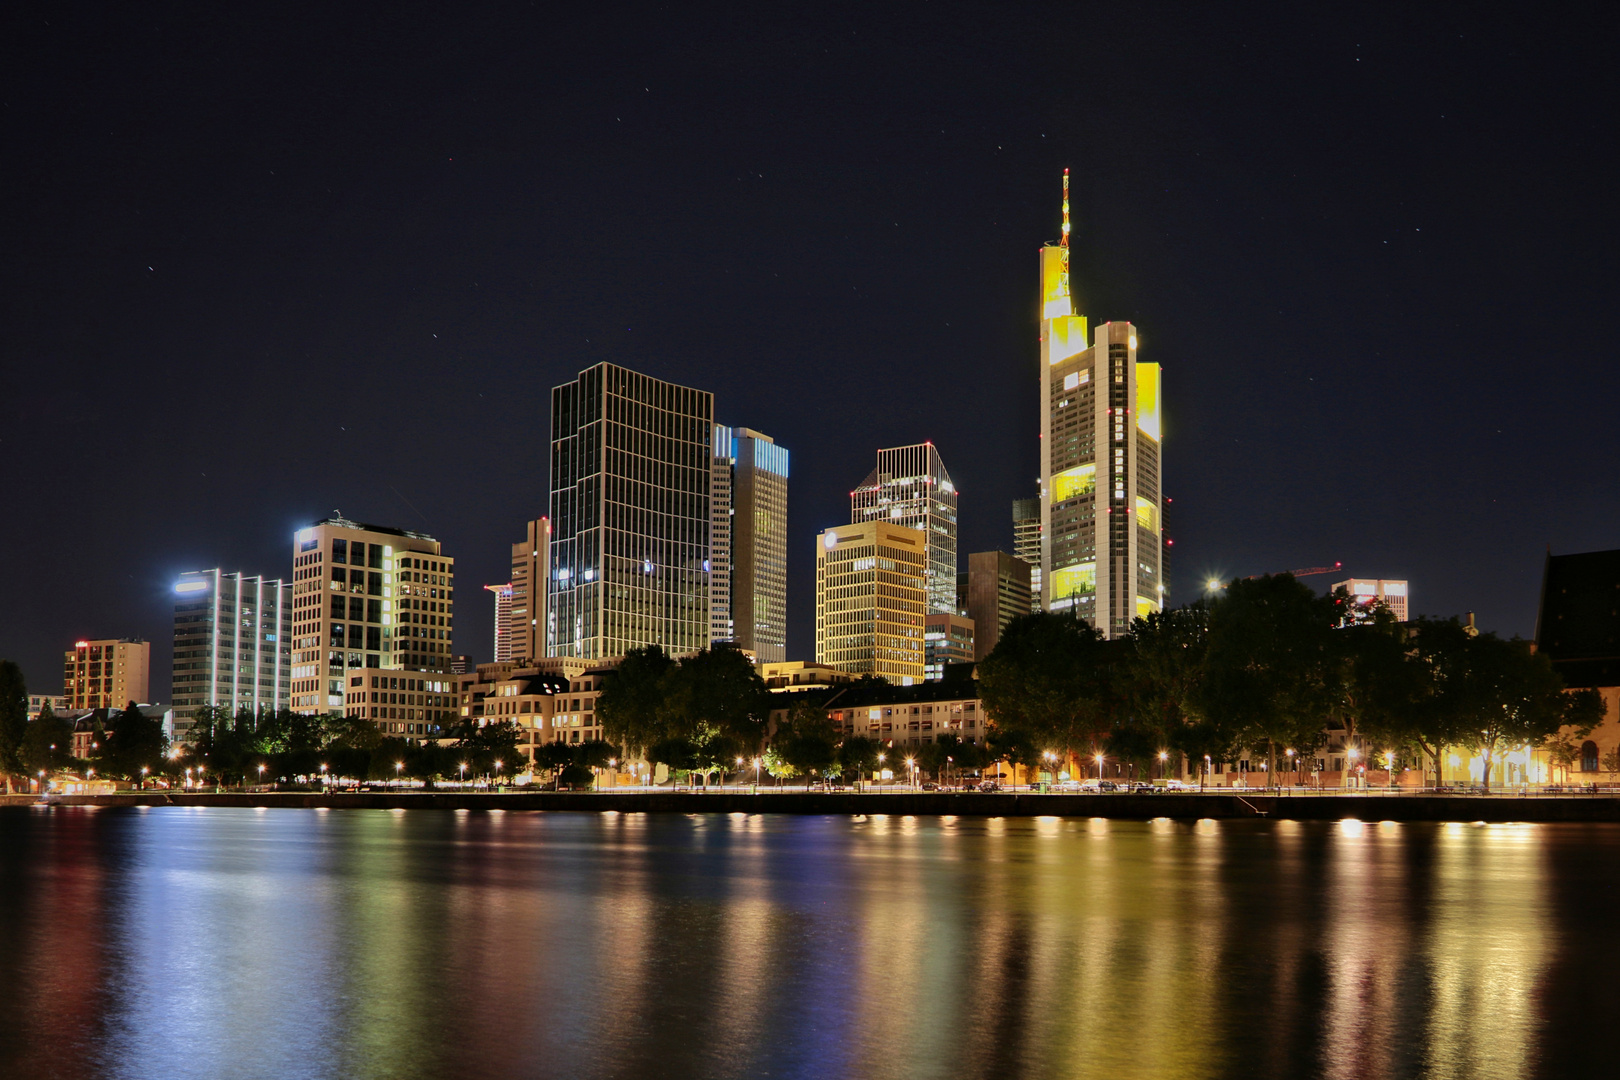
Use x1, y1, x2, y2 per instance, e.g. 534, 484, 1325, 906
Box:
289, 517, 455, 714
965, 551, 1033, 661
711, 425, 789, 662
1012, 496, 1042, 608
170, 572, 290, 741
851, 443, 958, 615
63, 638, 150, 712
486, 583, 514, 662
509, 518, 548, 664
549, 363, 714, 660
1039, 170, 1164, 636
814, 521, 927, 684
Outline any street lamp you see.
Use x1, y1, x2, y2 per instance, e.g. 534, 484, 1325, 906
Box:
256, 763, 265, 789
459, 762, 467, 786
1285, 748, 1296, 790
494, 760, 503, 789
1095, 752, 1105, 788
1347, 746, 1359, 791
735, 757, 744, 790
140, 765, 149, 790
1158, 750, 1169, 784
394, 761, 403, 789
1203, 754, 1211, 792
905, 756, 916, 791
320, 763, 328, 786
753, 756, 762, 791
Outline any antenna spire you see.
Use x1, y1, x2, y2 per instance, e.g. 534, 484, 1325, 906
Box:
1058, 169, 1071, 300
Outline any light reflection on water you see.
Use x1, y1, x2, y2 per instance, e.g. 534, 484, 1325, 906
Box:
0, 807, 1611, 1079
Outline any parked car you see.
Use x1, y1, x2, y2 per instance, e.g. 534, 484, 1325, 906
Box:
977, 781, 1001, 793
1164, 779, 1197, 791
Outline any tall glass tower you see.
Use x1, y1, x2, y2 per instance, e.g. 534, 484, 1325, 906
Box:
548, 363, 714, 660
171, 570, 291, 742
1039, 170, 1164, 637
851, 443, 958, 615
711, 425, 789, 662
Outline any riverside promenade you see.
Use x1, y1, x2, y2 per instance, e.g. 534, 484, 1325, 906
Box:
21, 789, 1620, 822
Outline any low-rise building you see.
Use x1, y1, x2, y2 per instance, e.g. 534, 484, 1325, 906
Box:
821, 679, 988, 751
759, 661, 854, 693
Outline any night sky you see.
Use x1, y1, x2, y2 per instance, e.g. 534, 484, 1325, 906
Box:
4, 2, 1617, 700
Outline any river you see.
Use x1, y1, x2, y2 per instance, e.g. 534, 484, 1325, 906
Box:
0, 807, 1611, 1079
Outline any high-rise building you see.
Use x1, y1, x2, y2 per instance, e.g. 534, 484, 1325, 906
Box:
509, 518, 549, 663
924, 612, 975, 680
486, 584, 514, 662
1039, 169, 1164, 636
170, 572, 290, 741
549, 363, 714, 660
814, 521, 927, 684
1012, 496, 1042, 609
711, 425, 789, 662
62, 638, 150, 712
289, 517, 456, 715
965, 551, 1033, 661
851, 443, 958, 615
1331, 578, 1409, 622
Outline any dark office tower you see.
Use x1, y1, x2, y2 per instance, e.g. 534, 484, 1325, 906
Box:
1012, 496, 1042, 609
549, 363, 714, 660
965, 551, 1033, 661
711, 425, 789, 662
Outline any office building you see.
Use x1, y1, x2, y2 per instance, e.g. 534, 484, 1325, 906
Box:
509, 518, 548, 663
851, 443, 958, 615
1013, 497, 1042, 610
924, 612, 975, 680
170, 572, 290, 741
1331, 578, 1409, 622
339, 668, 460, 739
814, 521, 927, 684
549, 363, 714, 660
1039, 169, 1164, 636
62, 638, 149, 711
711, 425, 789, 662
451, 654, 475, 675
289, 517, 456, 715
486, 583, 514, 662
965, 551, 1033, 661
28, 694, 66, 721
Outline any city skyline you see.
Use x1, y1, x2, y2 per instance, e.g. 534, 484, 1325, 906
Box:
5, 5, 1615, 699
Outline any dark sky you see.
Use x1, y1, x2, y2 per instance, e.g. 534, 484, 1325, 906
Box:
4, 1, 1617, 700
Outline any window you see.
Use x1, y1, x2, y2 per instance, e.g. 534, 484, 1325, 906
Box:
1582, 741, 1599, 773
332, 539, 348, 563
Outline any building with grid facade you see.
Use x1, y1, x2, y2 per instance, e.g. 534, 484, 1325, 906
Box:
1038, 174, 1164, 637
548, 363, 714, 661
170, 573, 290, 742
814, 521, 927, 684
851, 443, 958, 616
288, 517, 455, 715
63, 638, 150, 712
711, 425, 789, 662
1012, 496, 1042, 610
486, 584, 514, 662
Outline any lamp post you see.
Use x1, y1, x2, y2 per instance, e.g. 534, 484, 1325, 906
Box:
459, 762, 467, 787
1285, 748, 1296, 791
320, 763, 328, 788
735, 757, 744, 791
140, 765, 149, 791
255, 763, 264, 790
394, 761, 403, 789
876, 753, 885, 790
1383, 750, 1394, 791
1203, 754, 1211, 792
905, 757, 916, 791
1346, 746, 1359, 791
1158, 750, 1169, 785
753, 756, 762, 792
1095, 752, 1105, 790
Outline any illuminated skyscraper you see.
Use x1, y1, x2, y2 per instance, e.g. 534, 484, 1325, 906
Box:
548, 363, 714, 660
486, 583, 514, 662
814, 521, 927, 683
288, 517, 456, 714
170, 572, 289, 741
711, 425, 789, 662
851, 443, 958, 615
1039, 170, 1164, 636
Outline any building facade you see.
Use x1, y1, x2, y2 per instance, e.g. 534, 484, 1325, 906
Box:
289, 517, 455, 715
924, 612, 975, 680
1012, 496, 1042, 610
710, 425, 789, 662
170, 572, 290, 741
509, 518, 548, 664
1039, 170, 1164, 636
548, 363, 714, 661
814, 521, 927, 684
965, 550, 1033, 661
1331, 578, 1410, 622
486, 584, 514, 662
63, 638, 150, 712
851, 443, 958, 615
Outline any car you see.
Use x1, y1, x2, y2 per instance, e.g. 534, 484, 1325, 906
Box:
920, 781, 939, 791
977, 781, 1001, 793
1164, 779, 1197, 791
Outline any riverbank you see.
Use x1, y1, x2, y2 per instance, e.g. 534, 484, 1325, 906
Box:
24, 789, 1620, 822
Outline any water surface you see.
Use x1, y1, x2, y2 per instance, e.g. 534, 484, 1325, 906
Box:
0, 807, 1613, 1079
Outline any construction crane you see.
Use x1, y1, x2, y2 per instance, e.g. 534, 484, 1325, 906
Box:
1205, 562, 1342, 591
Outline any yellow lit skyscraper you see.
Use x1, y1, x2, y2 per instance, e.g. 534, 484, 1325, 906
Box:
1039, 170, 1164, 636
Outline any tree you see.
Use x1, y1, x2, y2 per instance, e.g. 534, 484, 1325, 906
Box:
838, 736, 881, 786
596, 645, 678, 756
1171, 721, 1231, 789
1602, 746, 1620, 785
665, 645, 771, 748
534, 741, 576, 789
1453, 633, 1602, 792
99, 701, 170, 783
1191, 576, 1339, 788
0, 660, 28, 792
20, 701, 74, 785
1125, 604, 1209, 766
1103, 723, 1157, 783
978, 612, 1119, 765
773, 700, 837, 785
